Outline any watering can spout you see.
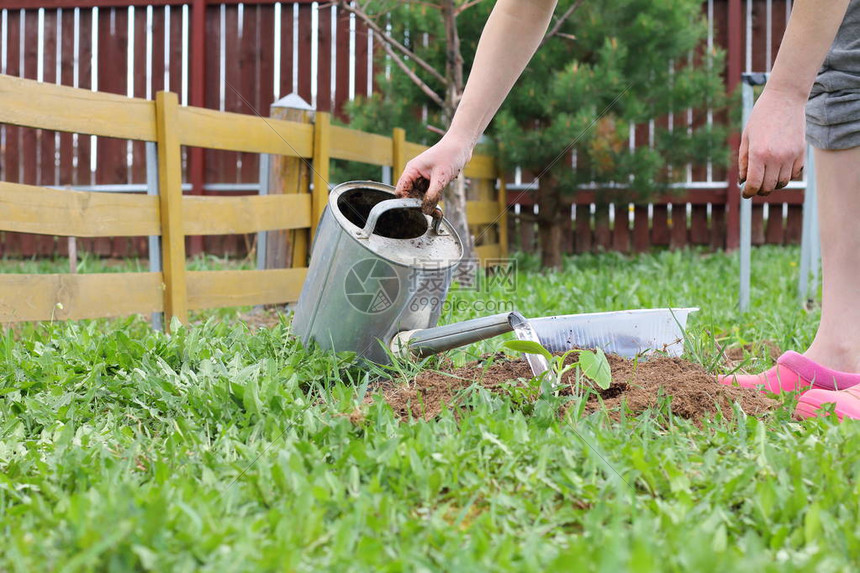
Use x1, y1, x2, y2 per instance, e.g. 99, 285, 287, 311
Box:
391, 312, 525, 358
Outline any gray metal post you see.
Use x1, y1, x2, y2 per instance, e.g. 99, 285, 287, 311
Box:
738, 72, 770, 312
381, 165, 392, 185
145, 141, 164, 331
257, 153, 270, 271
739, 81, 755, 313
799, 147, 820, 304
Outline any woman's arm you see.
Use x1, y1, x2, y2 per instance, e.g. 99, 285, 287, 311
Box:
395, 0, 558, 209
740, 0, 850, 196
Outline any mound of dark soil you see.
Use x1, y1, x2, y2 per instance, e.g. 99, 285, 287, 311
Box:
379, 353, 778, 424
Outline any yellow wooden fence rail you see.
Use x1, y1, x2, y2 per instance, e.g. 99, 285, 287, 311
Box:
0, 74, 507, 326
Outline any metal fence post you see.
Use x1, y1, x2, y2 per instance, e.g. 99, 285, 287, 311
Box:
145, 141, 164, 331
257, 152, 270, 272
799, 147, 820, 305
738, 73, 770, 312
739, 78, 755, 312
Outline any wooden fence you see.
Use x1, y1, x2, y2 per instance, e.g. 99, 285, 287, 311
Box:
0, 0, 808, 257
0, 74, 506, 324
0, 0, 370, 258
505, 188, 804, 255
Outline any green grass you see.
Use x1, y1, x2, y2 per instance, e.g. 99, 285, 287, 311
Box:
3, 246, 858, 572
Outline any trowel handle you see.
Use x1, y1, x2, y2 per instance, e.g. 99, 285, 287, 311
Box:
355, 198, 422, 239
392, 312, 522, 357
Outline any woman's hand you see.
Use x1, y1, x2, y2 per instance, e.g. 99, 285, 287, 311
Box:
739, 87, 807, 197
394, 136, 474, 214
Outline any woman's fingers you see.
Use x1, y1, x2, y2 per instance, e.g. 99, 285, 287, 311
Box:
395, 165, 424, 197
791, 153, 805, 180
760, 161, 782, 196
423, 172, 449, 214
775, 162, 794, 190
743, 153, 765, 197
738, 131, 750, 183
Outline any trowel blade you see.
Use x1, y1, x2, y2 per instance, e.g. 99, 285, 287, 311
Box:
513, 308, 698, 376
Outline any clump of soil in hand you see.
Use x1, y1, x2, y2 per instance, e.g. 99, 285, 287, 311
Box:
402, 176, 441, 216
378, 353, 777, 424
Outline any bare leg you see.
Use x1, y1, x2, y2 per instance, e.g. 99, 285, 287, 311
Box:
803, 145, 860, 373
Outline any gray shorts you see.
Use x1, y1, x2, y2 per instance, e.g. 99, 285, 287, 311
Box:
806, 0, 860, 150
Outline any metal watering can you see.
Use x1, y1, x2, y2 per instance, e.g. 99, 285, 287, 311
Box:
292, 180, 699, 367
292, 181, 521, 363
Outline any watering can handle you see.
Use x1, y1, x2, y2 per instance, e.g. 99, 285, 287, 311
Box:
355, 198, 445, 239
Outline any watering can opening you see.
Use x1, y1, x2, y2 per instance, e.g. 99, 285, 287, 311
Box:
336, 186, 428, 240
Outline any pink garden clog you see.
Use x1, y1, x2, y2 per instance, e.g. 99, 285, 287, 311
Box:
718, 351, 860, 394
795, 387, 860, 421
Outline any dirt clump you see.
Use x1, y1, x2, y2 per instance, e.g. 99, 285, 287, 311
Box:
379, 353, 777, 424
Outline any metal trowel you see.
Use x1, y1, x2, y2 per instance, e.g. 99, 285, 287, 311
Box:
394, 307, 698, 376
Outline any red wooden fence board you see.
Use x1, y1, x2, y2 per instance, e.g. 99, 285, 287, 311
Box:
221, 4, 242, 257
785, 205, 803, 244
690, 204, 709, 244
669, 203, 687, 249
632, 206, 649, 252
316, 3, 332, 113
56, 8, 76, 257
710, 204, 726, 249
37, 10, 59, 256
572, 207, 587, 254
168, 5, 183, 97
278, 1, 294, 99
612, 205, 630, 253
239, 2, 260, 183
651, 205, 670, 246
76, 9, 95, 255
353, 9, 368, 103
130, 5, 150, 256
296, 4, 312, 104
257, 4, 274, 108
334, 7, 350, 116
593, 205, 611, 251
95, 6, 128, 256
765, 204, 784, 245
3, 9, 21, 257
19, 10, 40, 257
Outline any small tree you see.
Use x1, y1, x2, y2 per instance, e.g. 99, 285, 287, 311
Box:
495, 0, 729, 268
336, 0, 496, 261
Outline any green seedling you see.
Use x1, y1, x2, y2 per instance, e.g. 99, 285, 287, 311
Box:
502, 339, 612, 394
